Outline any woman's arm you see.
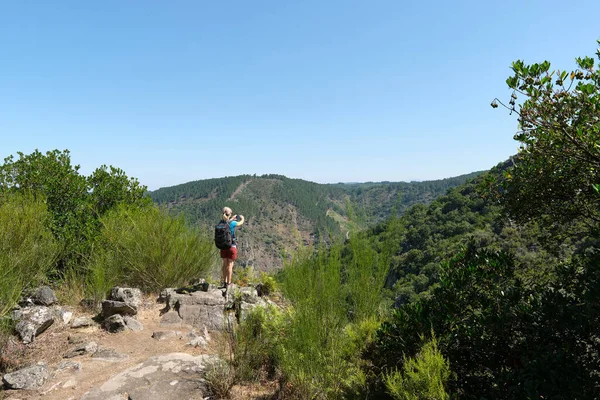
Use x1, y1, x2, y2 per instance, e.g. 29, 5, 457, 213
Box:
235, 215, 245, 226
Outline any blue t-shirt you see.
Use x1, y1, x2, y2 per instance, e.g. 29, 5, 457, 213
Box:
229, 220, 238, 246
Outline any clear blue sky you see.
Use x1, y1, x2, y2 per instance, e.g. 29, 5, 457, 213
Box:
1, 1, 599, 190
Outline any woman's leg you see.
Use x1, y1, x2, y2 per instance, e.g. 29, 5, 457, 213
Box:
221, 257, 228, 284
226, 259, 234, 285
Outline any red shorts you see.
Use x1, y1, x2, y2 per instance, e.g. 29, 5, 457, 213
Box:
220, 246, 237, 260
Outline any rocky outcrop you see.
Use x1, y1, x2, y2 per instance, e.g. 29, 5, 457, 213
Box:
80, 353, 220, 400
2, 362, 49, 390
161, 284, 273, 331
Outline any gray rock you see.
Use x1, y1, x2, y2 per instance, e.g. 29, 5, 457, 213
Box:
159, 310, 183, 326
53, 307, 73, 325
101, 300, 137, 318
159, 288, 177, 306
110, 287, 142, 308
71, 316, 96, 329
178, 304, 226, 331
57, 360, 82, 371
91, 347, 128, 362
102, 314, 127, 333
187, 336, 207, 349
80, 353, 219, 400
2, 362, 49, 389
151, 331, 180, 341
123, 316, 144, 331
32, 286, 58, 306
238, 286, 260, 304
11, 308, 23, 321
64, 341, 98, 358
14, 306, 54, 344
173, 289, 228, 331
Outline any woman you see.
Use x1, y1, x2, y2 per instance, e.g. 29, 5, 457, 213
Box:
220, 206, 244, 289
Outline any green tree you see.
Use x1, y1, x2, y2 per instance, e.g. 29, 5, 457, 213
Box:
490, 40, 600, 229
0, 149, 150, 270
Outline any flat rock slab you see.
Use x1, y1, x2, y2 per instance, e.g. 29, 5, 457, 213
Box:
90, 347, 128, 362
80, 353, 219, 400
174, 289, 227, 307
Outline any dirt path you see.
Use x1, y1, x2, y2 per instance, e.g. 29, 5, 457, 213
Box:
2, 297, 274, 400
227, 180, 252, 201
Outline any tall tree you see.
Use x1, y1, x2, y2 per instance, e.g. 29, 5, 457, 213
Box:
490, 40, 600, 230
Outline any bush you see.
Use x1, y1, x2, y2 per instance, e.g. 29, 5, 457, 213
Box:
275, 235, 391, 399
258, 272, 277, 296
85, 204, 217, 296
234, 304, 285, 382
384, 337, 450, 400
0, 193, 58, 318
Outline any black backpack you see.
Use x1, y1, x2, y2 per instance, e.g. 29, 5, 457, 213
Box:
214, 220, 232, 250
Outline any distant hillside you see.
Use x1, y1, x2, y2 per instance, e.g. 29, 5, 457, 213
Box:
149, 171, 484, 271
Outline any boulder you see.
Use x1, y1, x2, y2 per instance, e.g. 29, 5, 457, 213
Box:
102, 314, 127, 333
80, 353, 219, 400
101, 300, 137, 318
32, 286, 58, 306
123, 316, 144, 331
2, 362, 49, 390
110, 287, 142, 308
14, 306, 54, 344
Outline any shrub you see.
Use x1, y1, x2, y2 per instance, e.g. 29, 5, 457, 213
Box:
86, 204, 216, 295
204, 359, 235, 398
258, 272, 277, 296
0, 193, 58, 318
276, 235, 391, 399
234, 304, 285, 382
384, 337, 450, 400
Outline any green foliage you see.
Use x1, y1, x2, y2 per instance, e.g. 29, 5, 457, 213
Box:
0, 149, 150, 271
491, 40, 600, 231
373, 244, 600, 399
384, 337, 450, 400
273, 234, 391, 399
258, 272, 277, 296
86, 204, 216, 296
0, 193, 58, 318
234, 304, 285, 382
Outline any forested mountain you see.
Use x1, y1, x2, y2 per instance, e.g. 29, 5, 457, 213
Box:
148, 172, 483, 271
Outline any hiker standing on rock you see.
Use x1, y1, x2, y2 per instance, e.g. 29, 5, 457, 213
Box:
215, 206, 244, 289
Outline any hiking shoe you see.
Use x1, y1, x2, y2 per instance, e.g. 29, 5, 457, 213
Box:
217, 282, 227, 289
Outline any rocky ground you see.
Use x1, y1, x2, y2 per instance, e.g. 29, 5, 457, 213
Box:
0, 287, 277, 400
